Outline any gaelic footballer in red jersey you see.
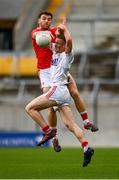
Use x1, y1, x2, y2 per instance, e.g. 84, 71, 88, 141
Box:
32, 27, 57, 69
31, 12, 63, 90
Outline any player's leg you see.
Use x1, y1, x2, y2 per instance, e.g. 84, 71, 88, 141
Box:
59, 105, 87, 143
38, 70, 61, 150
25, 94, 57, 145
41, 83, 58, 129
41, 79, 61, 151
67, 74, 98, 132
43, 87, 61, 152
59, 105, 94, 167
48, 107, 61, 152
48, 107, 57, 127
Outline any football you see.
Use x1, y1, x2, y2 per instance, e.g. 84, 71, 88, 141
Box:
35, 31, 51, 47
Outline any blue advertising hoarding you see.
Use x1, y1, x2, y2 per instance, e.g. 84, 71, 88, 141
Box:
0, 131, 49, 147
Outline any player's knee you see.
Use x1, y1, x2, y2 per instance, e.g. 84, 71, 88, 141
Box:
25, 104, 32, 114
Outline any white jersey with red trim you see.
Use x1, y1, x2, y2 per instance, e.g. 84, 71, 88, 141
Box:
50, 52, 74, 85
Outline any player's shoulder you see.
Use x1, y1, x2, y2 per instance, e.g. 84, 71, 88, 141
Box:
31, 27, 41, 38
50, 26, 57, 30
32, 27, 41, 33
49, 27, 57, 33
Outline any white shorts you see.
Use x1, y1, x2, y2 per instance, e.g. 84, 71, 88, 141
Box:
38, 68, 51, 88
45, 85, 71, 107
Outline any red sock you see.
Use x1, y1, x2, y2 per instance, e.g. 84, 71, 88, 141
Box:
80, 111, 88, 121
81, 141, 89, 152
42, 125, 51, 134
80, 111, 90, 124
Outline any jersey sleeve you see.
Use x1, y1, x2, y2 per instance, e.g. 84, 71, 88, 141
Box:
51, 27, 57, 35
50, 27, 57, 43
66, 53, 74, 63
31, 30, 35, 39
31, 28, 38, 39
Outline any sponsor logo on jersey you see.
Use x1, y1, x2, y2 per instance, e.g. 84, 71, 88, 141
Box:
52, 58, 59, 66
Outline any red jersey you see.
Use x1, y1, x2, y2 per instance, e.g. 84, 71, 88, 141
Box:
32, 27, 57, 69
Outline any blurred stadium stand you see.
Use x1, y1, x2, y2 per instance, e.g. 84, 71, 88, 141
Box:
0, 52, 37, 76
0, 0, 119, 147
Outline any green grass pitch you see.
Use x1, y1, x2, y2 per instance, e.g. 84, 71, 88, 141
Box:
0, 147, 119, 179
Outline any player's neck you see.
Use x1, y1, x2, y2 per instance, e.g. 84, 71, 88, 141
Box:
38, 26, 49, 31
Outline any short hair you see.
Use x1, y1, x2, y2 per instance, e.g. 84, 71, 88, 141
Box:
56, 33, 66, 43
38, 11, 53, 19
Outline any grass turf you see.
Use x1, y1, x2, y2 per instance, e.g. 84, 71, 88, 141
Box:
0, 147, 119, 179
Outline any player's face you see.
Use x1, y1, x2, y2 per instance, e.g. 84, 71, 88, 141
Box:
55, 38, 65, 53
38, 15, 52, 30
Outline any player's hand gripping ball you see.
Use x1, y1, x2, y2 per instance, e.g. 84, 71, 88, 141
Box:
35, 31, 51, 48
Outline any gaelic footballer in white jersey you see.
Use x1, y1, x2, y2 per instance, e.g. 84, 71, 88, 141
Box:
45, 50, 74, 106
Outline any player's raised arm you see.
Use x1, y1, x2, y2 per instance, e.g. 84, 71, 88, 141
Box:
57, 23, 72, 54
55, 16, 67, 38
